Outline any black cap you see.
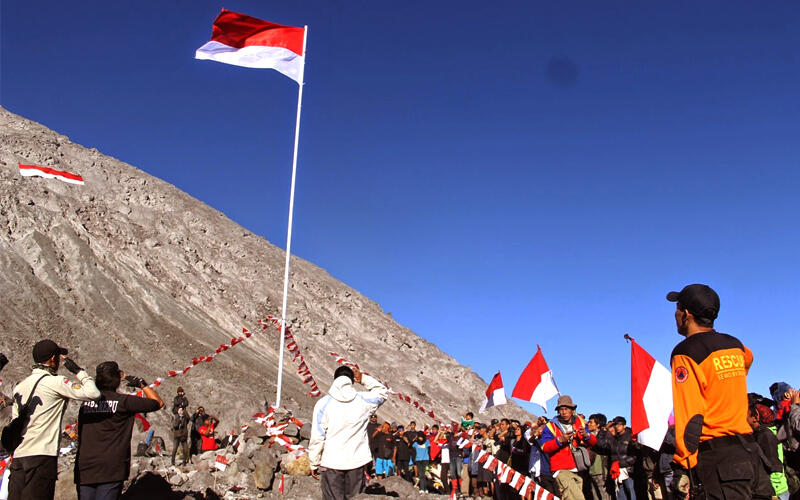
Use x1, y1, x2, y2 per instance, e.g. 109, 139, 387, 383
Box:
32, 339, 68, 363
666, 284, 720, 321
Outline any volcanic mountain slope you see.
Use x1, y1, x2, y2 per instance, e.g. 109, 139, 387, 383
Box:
0, 106, 534, 432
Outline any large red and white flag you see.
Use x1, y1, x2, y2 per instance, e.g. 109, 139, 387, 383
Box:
479, 371, 507, 413
196, 9, 305, 83
630, 338, 672, 450
19, 164, 84, 185
512, 345, 559, 412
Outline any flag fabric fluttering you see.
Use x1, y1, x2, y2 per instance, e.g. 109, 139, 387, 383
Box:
195, 9, 305, 83
19, 164, 84, 185
630, 337, 673, 450
511, 345, 559, 412
479, 371, 507, 414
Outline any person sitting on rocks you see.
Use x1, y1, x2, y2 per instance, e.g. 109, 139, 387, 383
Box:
308, 365, 388, 500
198, 416, 219, 452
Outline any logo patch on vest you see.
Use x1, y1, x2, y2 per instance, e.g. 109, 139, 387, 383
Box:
675, 366, 689, 383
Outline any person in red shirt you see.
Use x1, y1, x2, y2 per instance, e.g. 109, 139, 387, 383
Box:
198, 416, 218, 452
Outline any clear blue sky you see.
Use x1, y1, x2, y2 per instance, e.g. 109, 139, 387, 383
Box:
2, 1, 798, 420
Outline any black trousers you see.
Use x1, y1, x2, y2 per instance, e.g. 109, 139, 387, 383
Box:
172, 436, 188, 464
320, 464, 366, 500
77, 481, 124, 500
396, 459, 412, 482
696, 435, 760, 500
8, 455, 57, 500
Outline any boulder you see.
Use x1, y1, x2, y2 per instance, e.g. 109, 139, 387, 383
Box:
243, 424, 268, 441
252, 448, 280, 490
281, 450, 311, 476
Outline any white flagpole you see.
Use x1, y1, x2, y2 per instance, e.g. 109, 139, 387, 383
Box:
276, 25, 308, 408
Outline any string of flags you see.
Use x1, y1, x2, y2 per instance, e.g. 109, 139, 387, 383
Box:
329, 352, 444, 424
250, 406, 306, 453
473, 440, 558, 500
260, 316, 321, 397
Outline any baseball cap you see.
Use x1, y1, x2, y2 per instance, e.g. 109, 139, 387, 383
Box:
666, 284, 720, 321
32, 339, 68, 363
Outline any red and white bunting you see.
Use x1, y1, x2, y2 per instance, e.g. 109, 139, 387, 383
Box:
329, 352, 443, 424
251, 406, 306, 454
0, 456, 11, 476
262, 317, 321, 397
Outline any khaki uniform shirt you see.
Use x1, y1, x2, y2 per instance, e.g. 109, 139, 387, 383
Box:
12, 367, 100, 458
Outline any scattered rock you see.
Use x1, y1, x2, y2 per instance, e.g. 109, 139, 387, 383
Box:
281, 450, 311, 476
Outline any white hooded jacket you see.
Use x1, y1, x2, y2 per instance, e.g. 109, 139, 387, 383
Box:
308, 374, 388, 470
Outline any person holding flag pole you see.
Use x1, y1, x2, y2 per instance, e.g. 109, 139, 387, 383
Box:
195, 9, 309, 407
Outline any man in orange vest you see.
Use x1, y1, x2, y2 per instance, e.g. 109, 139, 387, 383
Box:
668, 283, 768, 499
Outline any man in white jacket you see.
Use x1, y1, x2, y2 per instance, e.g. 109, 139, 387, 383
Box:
309, 365, 388, 500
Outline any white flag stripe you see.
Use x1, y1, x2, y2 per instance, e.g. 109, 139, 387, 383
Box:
637, 359, 673, 450
195, 41, 304, 83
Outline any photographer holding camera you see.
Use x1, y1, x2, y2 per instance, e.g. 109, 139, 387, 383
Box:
74, 361, 163, 500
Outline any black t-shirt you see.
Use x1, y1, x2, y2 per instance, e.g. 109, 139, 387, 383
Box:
75, 390, 161, 485
376, 432, 395, 459
395, 435, 412, 461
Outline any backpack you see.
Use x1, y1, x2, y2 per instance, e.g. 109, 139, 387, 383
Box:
1, 374, 49, 454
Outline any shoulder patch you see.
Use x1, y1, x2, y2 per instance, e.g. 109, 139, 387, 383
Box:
675, 366, 689, 383
73, 383, 82, 390
671, 331, 745, 365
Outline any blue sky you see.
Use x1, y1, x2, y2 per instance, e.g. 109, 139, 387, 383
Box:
2, 1, 798, 420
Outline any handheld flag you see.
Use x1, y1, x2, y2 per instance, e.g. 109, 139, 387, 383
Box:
196, 9, 305, 83
630, 336, 673, 450
511, 346, 559, 412
214, 455, 230, 471
479, 371, 507, 413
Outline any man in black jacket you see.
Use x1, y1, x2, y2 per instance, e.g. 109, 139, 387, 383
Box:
596, 417, 637, 500
171, 387, 188, 416
74, 361, 164, 500
171, 406, 190, 465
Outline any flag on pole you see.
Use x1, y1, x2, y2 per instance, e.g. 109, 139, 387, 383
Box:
195, 9, 305, 83
214, 455, 230, 471
511, 345, 559, 412
479, 371, 507, 413
19, 164, 84, 185
630, 338, 673, 450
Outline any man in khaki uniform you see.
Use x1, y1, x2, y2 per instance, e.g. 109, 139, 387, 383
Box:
8, 339, 100, 500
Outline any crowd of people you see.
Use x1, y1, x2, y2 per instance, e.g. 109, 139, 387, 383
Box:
352, 387, 800, 500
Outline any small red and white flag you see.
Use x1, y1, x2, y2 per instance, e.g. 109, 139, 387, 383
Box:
512, 345, 559, 412
479, 371, 507, 414
214, 455, 230, 471
19, 164, 84, 185
196, 9, 305, 83
630, 337, 672, 450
